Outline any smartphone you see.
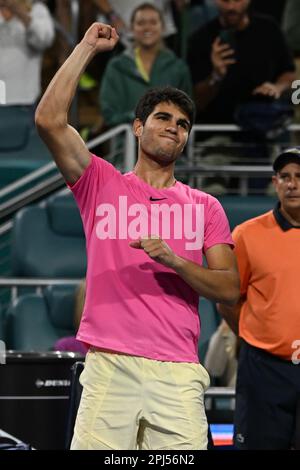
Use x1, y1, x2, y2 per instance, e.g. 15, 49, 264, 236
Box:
219, 29, 236, 52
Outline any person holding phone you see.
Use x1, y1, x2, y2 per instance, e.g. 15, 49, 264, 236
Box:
188, 0, 295, 123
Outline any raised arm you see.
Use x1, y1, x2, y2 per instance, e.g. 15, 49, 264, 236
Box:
35, 23, 119, 185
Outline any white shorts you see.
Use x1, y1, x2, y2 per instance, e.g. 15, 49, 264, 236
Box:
71, 349, 210, 450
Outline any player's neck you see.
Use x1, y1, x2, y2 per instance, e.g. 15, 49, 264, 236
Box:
134, 159, 176, 189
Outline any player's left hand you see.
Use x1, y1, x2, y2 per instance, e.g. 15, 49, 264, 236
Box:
130, 235, 177, 268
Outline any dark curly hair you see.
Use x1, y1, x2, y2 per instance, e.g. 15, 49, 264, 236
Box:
135, 86, 195, 130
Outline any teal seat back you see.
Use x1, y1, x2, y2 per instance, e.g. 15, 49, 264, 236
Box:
44, 285, 76, 333
6, 285, 76, 351
0, 106, 31, 151
219, 196, 277, 230
0, 124, 52, 188
12, 193, 86, 278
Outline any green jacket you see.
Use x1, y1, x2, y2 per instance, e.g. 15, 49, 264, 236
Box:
100, 48, 193, 127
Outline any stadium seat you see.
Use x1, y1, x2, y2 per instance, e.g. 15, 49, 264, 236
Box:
6, 285, 77, 350
219, 195, 277, 230
0, 106, 31, 152
11, 192, 86, 278
0, 107, 52, 188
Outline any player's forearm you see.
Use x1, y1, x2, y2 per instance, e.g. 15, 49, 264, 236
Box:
171, 256, 240, 305
36, 41, 96, 129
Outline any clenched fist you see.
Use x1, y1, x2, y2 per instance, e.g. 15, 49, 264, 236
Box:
82, 22, 119, 53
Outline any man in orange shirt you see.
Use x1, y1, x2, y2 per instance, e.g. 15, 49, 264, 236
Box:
219, 148, 300, 450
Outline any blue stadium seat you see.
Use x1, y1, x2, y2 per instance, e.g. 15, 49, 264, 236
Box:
6, 285, 77, 351
0, 106, 31, 151
0, 107, 52, 188
11, 192, 86, 278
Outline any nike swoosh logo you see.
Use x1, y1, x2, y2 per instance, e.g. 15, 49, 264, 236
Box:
149, 197, 167, 201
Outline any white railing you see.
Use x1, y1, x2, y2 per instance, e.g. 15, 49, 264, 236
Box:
0, 278, 81, 304
205, 387, 235, 398
185, 123, 300, 194
187, 123, 300, 163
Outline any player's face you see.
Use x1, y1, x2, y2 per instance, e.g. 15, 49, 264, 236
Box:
134, 102, 190, 165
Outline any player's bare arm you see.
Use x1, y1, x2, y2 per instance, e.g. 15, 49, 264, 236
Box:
35, 23, 119, 184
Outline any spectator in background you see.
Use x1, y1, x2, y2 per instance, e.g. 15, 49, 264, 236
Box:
53, 0, 108, 90
100, 3, 192, 128
204, 318, 237, 412
0, 0, 55, 108
54, 1, 189, 93
93, 0, 188, 49
187, 0, 218, 37
204, 319, 237, 388
52, 0, 72, 66
54, 280, 88, 355
218, 148, 300, 449
188, 0, 295, 124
